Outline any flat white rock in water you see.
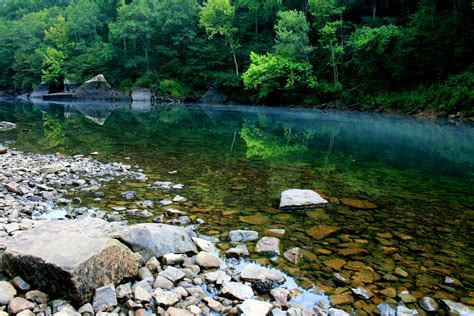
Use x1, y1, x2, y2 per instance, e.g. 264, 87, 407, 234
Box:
280, 189, 328, 210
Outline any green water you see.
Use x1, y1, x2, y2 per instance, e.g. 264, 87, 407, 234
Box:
1, 99, 473, 309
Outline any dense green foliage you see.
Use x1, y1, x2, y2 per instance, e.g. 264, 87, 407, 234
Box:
0, 0, 472, 112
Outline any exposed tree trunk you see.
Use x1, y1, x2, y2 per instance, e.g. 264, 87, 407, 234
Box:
372, 0, 377, 18
229, 41, 239, 77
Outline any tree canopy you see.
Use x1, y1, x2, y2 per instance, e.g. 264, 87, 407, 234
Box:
0, 0, 472, 112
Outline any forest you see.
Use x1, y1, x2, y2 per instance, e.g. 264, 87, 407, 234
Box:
0, 0, 473, 113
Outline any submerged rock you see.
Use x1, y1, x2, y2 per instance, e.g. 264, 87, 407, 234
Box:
119, 223, 197, 260
256, 237, 280, 256
229, 230, 259, 242
441, 299, 474, 315
420, 297, 439, 313
340, 198, 377, 209
3, 218, 139, 304
279, 189, 328, 210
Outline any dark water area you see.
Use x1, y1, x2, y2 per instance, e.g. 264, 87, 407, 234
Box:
1, 99, 473, 309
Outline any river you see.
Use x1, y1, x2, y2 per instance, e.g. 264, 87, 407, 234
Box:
1, 99, 473, 310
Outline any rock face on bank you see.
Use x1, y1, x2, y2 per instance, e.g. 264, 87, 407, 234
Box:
199, 88, 228, 104
3, 218, 139, 304
29, 83, 50, 98
74, 75, 129, 101
279, 189, 328, 210
119, 223, 198, 260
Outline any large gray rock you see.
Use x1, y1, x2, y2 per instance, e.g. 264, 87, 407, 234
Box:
3, 218, 139, 304
119, 224, 197, 260
279, 189, 328, 210
30, 83, 50, 98
74, 75, 129, 100
199, 88, 228, 104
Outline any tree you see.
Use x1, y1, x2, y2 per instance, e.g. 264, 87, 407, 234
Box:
274, 10, 312, 60
41, 46, 65, 84
199, 0, 240, 76
243, 52, 317, 100
319, 20, 344, 86
42, 15, 69, 85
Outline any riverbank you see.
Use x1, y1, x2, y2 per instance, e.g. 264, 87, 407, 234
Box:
1, 143, 473, 315
0, 145, 342, 315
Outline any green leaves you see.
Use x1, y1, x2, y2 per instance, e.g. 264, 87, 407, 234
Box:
274, 10, 312, 60
243, 52, 317, 99
41, 46, 65, 84
199, 0, 236, 40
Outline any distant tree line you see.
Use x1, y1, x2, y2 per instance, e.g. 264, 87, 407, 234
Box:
0, 0, 472, 112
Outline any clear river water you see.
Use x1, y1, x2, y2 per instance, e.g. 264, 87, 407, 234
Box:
1, 99, 473, 311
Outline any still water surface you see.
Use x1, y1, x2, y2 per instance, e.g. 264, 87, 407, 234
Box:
1, 99, 473, 307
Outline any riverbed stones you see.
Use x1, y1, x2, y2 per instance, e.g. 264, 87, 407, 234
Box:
153, 276, 174, 289
119, 223, 197, 260
8, 297, 35, 314
229, 230, 259, 242
340, 198, 377, 209
238, 299, 272, 316
256, 237, 280, 256
279, 189, 328, 210
92, 284, 117, 311
0, 281, 17, 305
196, 251, 221, 268
159, 267, 185, 283
191, 237, 216, 252
153, 288, 179, 306
420, 296, 439, 313
240, 264, 285, 283
221, 282, 254, 300
307, 225, 340, 240
441, 299, 474, 315
3, 218, 139, 304
284, 247, 302, 265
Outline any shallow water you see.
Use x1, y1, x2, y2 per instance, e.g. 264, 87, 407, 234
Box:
1, 99, 473, 311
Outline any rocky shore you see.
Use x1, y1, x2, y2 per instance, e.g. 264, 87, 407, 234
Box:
0, 144, 473, 316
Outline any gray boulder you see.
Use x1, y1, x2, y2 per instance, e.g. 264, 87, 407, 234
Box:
199, 88, 228, 104
3, 218, 139, 304
74, 75, 129, 100
119, 223, 197, 260
279, 189, 328, 210
131, 88, 153, 102
30, 83, 50, 99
